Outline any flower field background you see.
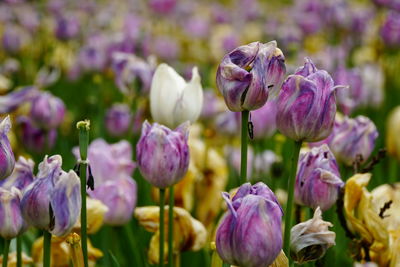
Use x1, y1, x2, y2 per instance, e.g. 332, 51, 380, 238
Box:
0, 0, 399, 266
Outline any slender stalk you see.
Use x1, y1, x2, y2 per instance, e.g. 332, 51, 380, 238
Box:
168, 186, 174, 267
16, 235, 22, 267
43, 231, 52, 267
283, 141, 302, 259
222, 262, 230, 267
159, 188, 166, 267
77, 120, 90, 267
240, 110, 250, 185
2, 239, 10, 267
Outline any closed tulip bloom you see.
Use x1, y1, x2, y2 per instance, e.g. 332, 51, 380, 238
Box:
216, 41, 286, 111
137, 121, 190, 188
0, 156, 34, 191
0, 116, 15, 180
30, 92, 65, 129
295, 145, 344, 211
216, 182, 283, 267
290, 207, 336, 264
150, 63, 203, 128
328, 115, 378, 166
0, 187, 25, 239
21, 155, 81, 236
105, 103, 132, 137
387, 106, 400, 161
276, 58, 338, 142
89, 176, 137, 225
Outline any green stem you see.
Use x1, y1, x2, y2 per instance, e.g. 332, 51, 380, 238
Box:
168, 186, 174, 267
43, 231, 52, 267
240, 110, 250, 185
222, 262, 230, 267
16, 235, 22, 267
77, 120, 90, 267
159, 188, 166, 267
283, 141, 302, 260
2, 239, 10, 267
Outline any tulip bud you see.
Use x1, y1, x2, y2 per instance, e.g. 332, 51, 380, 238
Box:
295, 145, 344, 211
0, 116, 15, 180
387, 106, 400, 162
0, 156, 34, 191
290, 207, 336, 264
327, 115, 378, 166
21, 155, 81, 236
150, 63, 203, 128
276, 58, 338, 142
251, 100, 278, 139
216, 182, 283, 267
89, 176, 137, 225
30, 92, 65, 129
105, 104, 132, 137
137, 121, 190, 188
0, 187, 25, 239
216, 41, 286, 111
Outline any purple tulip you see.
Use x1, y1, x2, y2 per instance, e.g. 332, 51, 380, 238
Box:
216, 41, 286, 111
380, 11, 400, 47
2, 24, 29, 54
295, 145, 344, 211
18, 116, 57, 153
0, 156, 34, 191
214, 111, 241, 136
89, 176, 137, 225
0, 116, 15, 180
73, 139, 137, 225
276, 58, 338, 142
30, 92, 65, 129
0, 86, 38, 114
323, 115, 378, 166
136, 121, 189, 188
216, 182, 283, 267
21, 155, 81, 236
333, 66, 364, 115
251, 100, 278, 139
54, 14, 80, 41
0, 187, 25, 239
200, 90, 225, 120
105, 104, 132, 137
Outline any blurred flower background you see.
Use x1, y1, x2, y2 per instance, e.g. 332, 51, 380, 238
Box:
0, 0, 399, 266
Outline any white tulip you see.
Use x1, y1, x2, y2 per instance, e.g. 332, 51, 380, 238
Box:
150, 63, 203, 128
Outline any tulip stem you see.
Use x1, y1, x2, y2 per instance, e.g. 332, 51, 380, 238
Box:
2, 239, 10, 267
16, 235, 22, 267
240, 110, 250, 185
77, 120, 90, 267
159, 188, 166, 267
283, 141, 302, 261
168, 186, 174, 267
43, 231, 52, 267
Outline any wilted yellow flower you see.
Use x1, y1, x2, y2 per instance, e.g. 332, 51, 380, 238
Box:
386, 106, 400, 161
344, 173, 400, 265
0, 252, 33, 267
135, 206, 207, 265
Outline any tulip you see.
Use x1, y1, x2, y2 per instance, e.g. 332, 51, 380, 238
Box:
200, 90, 226, 120
380, 11, 400, 47
387, 106, 400, 162
18, 116, 57, 153
0, 86, 38, 114
216, 182, 283, 267
137, 121, 190, 189
0, 116, 15, 180
276, 58, 339, 142
0, 156, 34, 191
214, 111, 241, 136
149, 0, 177, 14
295, 145, 343, 211
327, 115, 378, 166
251, 100, 278, 139
150, 63, 203, 128
54, 14, 80, 41
104, 103, 132, 137
21, 155, 81, 236
30, 92, 65, 129
216, 41, 286, 112
290, 207, 336, 264
0, 187, 25, 239
89, 176, 137, 225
